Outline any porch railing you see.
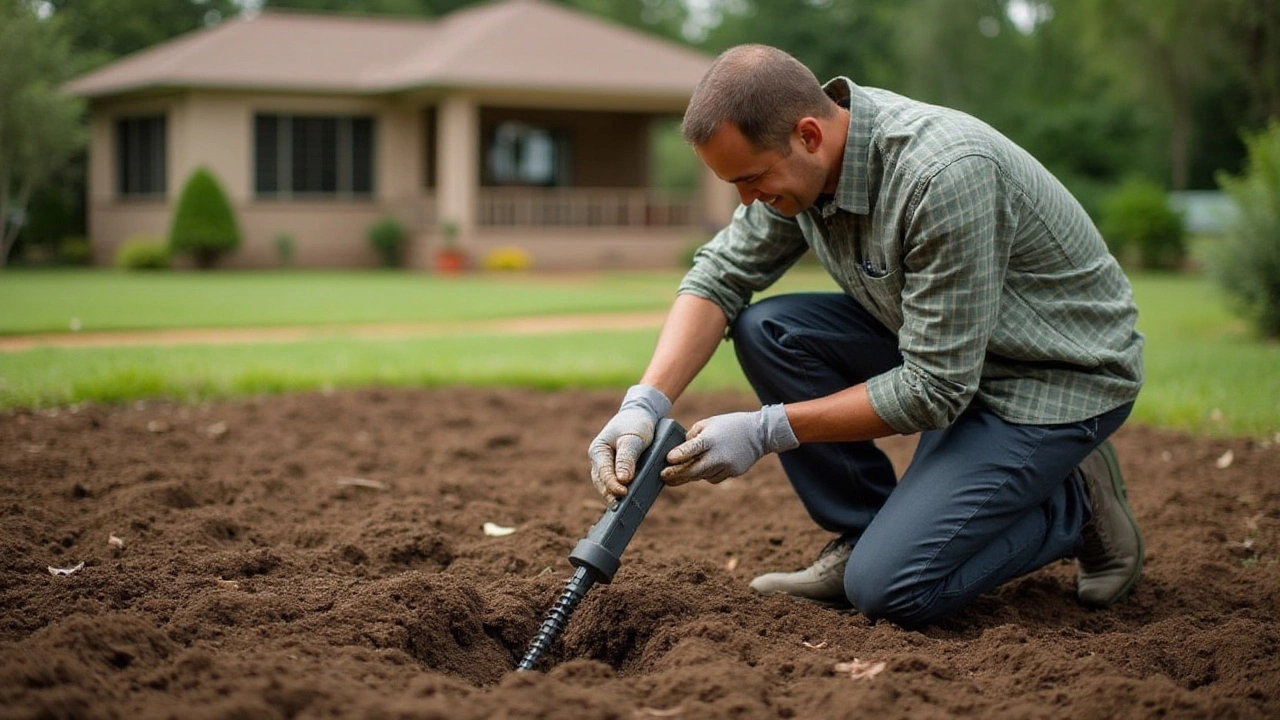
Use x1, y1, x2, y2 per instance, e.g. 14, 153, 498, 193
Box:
477, 187, 698, 228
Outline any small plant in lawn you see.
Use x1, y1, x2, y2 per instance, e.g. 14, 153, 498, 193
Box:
1100, 178, 1187, 270
56, 236, 92, 266
481, 246, 532, 272
435, 220, 467, 274
367, 216, 406, 268
169, 167, 241, 269
115, 236, 171, 270
274, 232, 296, 268
1213, 120, 1280, 339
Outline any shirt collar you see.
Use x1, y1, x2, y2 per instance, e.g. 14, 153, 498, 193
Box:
820, 76, 873, 217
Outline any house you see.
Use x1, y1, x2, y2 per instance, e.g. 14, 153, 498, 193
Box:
64, 0, 734, 271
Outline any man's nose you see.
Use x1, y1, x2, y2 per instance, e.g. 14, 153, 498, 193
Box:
736, 183, 759, 206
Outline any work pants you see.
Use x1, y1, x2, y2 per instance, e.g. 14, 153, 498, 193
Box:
731, 292, 1132, 627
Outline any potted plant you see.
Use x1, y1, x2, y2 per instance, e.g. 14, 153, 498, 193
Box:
435, 220, 467, 274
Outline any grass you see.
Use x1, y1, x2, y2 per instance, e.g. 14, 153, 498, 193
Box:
0, 267, 1275, 437
0, 268, 840, 335
0, 269, 676, 334
1127, 272, 1279, 436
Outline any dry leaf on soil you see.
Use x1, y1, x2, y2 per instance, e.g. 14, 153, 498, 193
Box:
1216, 450, 1234, 469
483, 522, 517, 537
336, 477, 389, 490
833, 659, 887, 680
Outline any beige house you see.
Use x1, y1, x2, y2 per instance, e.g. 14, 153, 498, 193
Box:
64, 0, 734, 271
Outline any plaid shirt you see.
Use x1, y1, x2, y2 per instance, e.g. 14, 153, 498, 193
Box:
679, 78, 1144, 433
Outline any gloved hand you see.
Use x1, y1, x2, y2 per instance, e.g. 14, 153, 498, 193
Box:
660, 404, 799, 485
588, 384, 672, 501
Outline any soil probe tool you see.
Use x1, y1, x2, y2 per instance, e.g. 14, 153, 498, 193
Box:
516, 418, 686, 672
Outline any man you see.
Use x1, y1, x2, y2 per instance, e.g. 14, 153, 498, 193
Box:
588, 45, 1144, 628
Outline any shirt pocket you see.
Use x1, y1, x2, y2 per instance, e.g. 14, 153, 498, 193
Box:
856, 265, 904, 331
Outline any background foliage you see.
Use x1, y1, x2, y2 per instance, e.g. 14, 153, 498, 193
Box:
5, 0, 1279, 268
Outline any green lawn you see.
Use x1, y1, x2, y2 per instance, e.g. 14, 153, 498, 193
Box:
0, 268, 1274, 437
0, 269, 675, 334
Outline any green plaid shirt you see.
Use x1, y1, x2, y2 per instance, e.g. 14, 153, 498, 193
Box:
679, 78, 1144, 433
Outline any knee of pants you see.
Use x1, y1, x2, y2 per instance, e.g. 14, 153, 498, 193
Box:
845, 551, 941, 628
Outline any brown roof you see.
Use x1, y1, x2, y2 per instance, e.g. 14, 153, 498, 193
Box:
64, 0, 712, 100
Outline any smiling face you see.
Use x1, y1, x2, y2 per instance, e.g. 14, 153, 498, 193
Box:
694, 119, 832, 217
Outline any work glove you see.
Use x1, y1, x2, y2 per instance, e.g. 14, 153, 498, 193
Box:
661, 404, 799, 486
589, 384, 672, 501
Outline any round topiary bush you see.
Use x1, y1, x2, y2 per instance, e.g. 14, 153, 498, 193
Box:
169, 167, 241, 269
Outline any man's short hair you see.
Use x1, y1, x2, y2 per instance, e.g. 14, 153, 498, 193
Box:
681, 44, 836, 155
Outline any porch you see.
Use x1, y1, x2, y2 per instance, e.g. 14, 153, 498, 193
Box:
407, 186, 708, 271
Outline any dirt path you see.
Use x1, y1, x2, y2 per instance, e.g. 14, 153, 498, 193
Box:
0, 310, 670, 352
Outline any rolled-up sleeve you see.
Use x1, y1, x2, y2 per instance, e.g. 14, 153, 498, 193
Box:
678, 202, 810, 324
865, 156, 1011, 433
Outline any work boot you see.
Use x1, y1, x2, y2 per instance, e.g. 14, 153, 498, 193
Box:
749, 537, 853, 607
1076, 440, 1144, 607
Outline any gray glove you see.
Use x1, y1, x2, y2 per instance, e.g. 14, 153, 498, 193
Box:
660, 404, 799, 485
588, 384, 672, 500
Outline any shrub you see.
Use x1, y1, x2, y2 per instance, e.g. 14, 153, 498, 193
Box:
1213, 120, 1280, 339
115, 237, 170, 270
56, 236, 93, 266
481, 246, 532, 272
1099, 178, 1187, 270
367, 216, 405, 268
169, 167, 241, 269
274, 232, 296, 268
681, 239, 707, 268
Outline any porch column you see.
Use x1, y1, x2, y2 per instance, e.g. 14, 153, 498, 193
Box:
700, 164, 737, 229
436, 93, 479, 240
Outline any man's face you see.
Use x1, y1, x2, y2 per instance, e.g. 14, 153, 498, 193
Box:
695, 121, 828, 217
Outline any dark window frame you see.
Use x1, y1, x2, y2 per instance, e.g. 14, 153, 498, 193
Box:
253, 113, 375, 199
116, 115, 167, 198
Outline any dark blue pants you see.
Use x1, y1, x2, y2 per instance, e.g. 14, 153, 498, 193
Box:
732, 293, 1132, 627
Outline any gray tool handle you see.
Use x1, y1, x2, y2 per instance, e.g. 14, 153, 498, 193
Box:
569, 418, 686, 583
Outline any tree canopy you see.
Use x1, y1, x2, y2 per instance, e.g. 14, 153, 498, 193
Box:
9, 0, 1278, 259
1, 0, 86, 267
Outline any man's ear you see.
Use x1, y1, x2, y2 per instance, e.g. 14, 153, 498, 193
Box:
795, 117, 823, 153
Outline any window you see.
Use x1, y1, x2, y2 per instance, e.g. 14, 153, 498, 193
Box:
116, 115, 166, 197
486, 121, 569, 187
254, 114, 375, 198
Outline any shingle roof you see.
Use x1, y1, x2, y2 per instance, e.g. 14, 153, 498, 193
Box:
64, 0, 712, 99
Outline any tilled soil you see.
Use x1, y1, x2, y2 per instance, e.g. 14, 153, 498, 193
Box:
1, 386, 1277, 719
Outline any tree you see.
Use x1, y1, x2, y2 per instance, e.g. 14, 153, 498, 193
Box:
261, 0, 481, 18
557, 0, 690, 44
44, 0, 240, 64
700, 0, 905, 89
168, 167, 241, 269
1213, 121, 1280, 338
1223, 0, 1280, 122
1078, 0, 1229, 190
0, 0, 87, 268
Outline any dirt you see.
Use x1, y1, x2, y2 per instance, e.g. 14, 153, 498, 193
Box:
2, 386, 1278, 719
0, 311, 670, 352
